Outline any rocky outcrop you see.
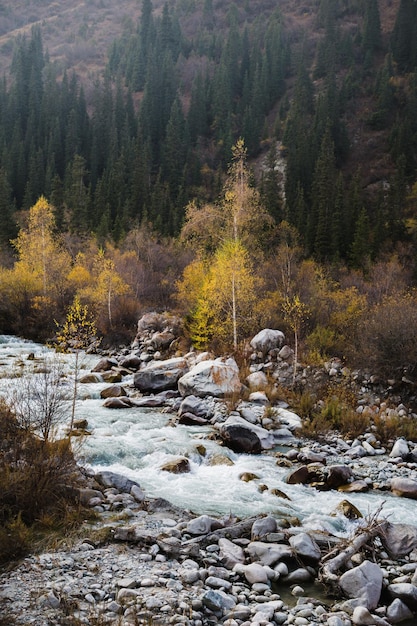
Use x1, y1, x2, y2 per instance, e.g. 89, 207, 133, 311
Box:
133, 357, 189, 392
178, 357, 242, 398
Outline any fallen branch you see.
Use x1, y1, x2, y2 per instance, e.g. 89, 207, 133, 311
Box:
319, 503, 386, 584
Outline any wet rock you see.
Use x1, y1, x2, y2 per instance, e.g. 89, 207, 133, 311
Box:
178, 357, 242, 398
207, 454, 234, 466
333, 499, 363, 519
327, 464, 353, 488
340, 560, 383, 610
134, 357, 189, 392
160, 457, 191, 474
92, 357, 119, 372
220, 415, 275, 453
285, 465, 310, 485
95, 471, 140, 493
391, 477, 417, 499
338, 480, 369, 493
102, 396, 135, 408
101, 370, 123, 383
79, 373, 102, 384
100, 384, 127, 398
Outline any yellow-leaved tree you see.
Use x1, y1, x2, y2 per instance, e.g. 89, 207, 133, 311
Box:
55, 297, 99, 432
0, 196, 70, 336
68, 247, 131, 333
177, 139, 269, 350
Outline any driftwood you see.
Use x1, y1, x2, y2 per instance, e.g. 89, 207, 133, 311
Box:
319, 503, 386, 585
182, 515, 260, 548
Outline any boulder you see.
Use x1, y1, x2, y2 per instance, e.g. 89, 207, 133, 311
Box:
133, 357, 188, 392
186, 515, 224, 536
100, 384, 127, 399
94, 471, 140, 493
275, 407, 302, 431
244, 563, 269, 585
339, 560, 383, 610
101, 370, 123, 383
250, 329, 285, 355
391, 477, 417, 499
246, 541, 292, 566
386, 598, 414, 623
251, 516, 277, 540
103, 396, 136, 408
218, 538, 245, 569
178, 395, 212, 419
220, 415, 275, 454
92, 357, 118, 372
390, 438, 410, 460
332, 500, 363, 520
387, 583, 417, 610
326, 464, 353, 488
160, 457, 191, 474
202, 589, 236, 612
246, 371, 268, 391
119, 354, 142, 371
79, 373, 102, 384
178, 357, 242, 398
150, 330, 176, 351
379, 522, 417, 558
289, 532, 321, 563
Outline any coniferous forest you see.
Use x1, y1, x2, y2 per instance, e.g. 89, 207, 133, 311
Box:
0, 0, 417, 377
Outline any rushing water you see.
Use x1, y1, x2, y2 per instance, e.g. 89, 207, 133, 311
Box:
1, 335, 417, 533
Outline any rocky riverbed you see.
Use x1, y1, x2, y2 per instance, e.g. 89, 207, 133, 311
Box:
2, 449, 417, 626
3, 315, 417, 625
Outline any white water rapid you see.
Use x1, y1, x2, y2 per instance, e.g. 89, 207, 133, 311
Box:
1, 335, 416, 534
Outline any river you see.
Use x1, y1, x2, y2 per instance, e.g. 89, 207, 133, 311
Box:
1, 335, 416, 534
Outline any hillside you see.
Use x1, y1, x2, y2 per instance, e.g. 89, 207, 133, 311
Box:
0, 0, 415, 260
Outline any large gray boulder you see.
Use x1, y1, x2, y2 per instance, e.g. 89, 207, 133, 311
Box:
391, 477, 417, 499
339, 560, 383, 610
250, 329, 285, 355
133, 357, 188, 392
178, 357, 241, 398
246, 541, 292, 566
220, 415, 275, 454
379, 521, 417, 558
387, 583, 417, 610
289, 532, 321, 563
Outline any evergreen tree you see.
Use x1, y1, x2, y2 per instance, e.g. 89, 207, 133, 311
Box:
391, 0, 417, 72
362, 0, 382, 56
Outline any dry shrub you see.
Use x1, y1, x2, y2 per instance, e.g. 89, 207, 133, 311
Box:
373, 413, 417, 445
299, 383, 370, 439
352, 292, 417, 378
0, 402, 83, 564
